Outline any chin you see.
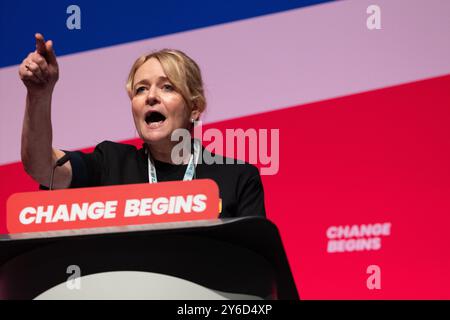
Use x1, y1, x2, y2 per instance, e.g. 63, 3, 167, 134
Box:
141, 130, 171, 144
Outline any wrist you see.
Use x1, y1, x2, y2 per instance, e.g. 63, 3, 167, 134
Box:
27, 88, 54, 101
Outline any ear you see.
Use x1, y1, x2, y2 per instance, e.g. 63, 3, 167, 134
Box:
190, 105, 202, 121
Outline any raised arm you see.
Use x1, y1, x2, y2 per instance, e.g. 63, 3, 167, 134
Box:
19, 33, 72, 189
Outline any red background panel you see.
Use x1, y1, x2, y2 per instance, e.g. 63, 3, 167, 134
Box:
1, 75, 450, 298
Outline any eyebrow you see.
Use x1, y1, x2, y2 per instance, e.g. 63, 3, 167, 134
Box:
133, 76, 170, 89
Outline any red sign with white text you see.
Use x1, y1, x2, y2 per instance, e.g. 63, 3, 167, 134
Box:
6, 179, 220, 234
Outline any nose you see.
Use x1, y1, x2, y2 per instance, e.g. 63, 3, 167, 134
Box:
146, 86, 160, 106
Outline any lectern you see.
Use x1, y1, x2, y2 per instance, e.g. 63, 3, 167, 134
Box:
0, 217, 299, 300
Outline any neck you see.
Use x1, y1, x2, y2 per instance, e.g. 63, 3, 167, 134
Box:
146, 139, 191, 164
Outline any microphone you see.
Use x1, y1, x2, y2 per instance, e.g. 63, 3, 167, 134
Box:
49, 153, 71, 190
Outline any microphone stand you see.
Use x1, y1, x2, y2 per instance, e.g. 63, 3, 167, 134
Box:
49, 153, 71, 190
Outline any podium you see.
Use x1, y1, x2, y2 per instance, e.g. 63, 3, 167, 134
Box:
0, 217, 299, 300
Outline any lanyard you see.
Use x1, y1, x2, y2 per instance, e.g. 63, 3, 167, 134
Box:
147, 139, 201, 183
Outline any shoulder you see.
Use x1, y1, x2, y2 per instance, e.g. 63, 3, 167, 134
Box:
65, 140, 139, 164
72, 141, 144, 168
92, 140, 143, 158
95, 140, 139, 153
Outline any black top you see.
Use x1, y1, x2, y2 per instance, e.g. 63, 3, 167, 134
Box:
64, 141, 266, 218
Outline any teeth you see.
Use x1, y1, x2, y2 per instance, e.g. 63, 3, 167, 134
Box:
147, 120, 164, 128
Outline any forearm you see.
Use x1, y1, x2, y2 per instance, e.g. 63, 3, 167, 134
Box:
21, 91, 55, 183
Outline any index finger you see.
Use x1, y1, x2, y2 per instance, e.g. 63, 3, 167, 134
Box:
35, 33, 46, 55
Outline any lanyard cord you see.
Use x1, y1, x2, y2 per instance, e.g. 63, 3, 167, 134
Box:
147, 139, 201, 183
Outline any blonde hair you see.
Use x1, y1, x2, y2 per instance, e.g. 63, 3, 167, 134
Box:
126, 49, 206, 114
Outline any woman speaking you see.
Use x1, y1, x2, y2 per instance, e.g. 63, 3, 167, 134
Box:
19, 33, 266, 218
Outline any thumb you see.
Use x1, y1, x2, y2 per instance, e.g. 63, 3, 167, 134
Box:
45, 40, 58, 66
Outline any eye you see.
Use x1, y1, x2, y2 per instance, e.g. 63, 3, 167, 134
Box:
162, 83, 174, 92
135, 86, 147, 95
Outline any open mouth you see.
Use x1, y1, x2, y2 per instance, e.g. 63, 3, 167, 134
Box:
144, 111, 166, 128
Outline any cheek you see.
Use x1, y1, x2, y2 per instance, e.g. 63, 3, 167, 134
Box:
131, 99, 142, 118
164, 96, 190, 120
